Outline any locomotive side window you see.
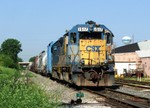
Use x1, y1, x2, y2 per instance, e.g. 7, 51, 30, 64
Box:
106, 33, 113, 44
70, 33, 77, 44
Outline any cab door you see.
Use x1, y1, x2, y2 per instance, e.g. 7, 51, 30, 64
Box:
67, 32, 79, 65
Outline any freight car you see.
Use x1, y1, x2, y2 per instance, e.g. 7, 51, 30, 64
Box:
30, 51, 47, 74
30, 56, 39, 73
37, 50, 47, 74
46, 21, 115, 87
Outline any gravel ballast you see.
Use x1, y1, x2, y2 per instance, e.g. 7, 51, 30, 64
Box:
29, 71, 114, 108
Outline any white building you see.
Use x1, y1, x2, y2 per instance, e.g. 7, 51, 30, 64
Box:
113, 40, 150, 77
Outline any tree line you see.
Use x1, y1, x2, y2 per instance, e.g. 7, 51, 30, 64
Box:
0, 38, 22, 69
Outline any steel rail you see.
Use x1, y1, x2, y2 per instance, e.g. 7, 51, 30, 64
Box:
115, 79, 150, 86
83, 88, 150, 108
107, 89, 150, 101
116, 82, 150, 89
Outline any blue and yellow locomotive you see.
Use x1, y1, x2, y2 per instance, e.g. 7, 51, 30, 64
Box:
47, 21, 115, 87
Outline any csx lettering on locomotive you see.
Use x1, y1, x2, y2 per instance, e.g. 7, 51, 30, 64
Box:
86, 46, 100, 52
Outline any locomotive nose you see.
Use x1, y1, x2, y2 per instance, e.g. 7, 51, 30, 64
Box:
79, 39, 106, 65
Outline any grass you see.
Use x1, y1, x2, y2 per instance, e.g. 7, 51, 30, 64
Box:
0, 66, 62, 108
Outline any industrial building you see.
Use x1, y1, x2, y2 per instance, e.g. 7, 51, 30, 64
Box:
113, 40, 150, 77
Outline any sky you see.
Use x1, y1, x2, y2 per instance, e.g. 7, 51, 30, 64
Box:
0, 0, 150, 61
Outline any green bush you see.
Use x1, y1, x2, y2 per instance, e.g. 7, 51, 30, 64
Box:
0, 54, 14, 67
0, 66, 61, 108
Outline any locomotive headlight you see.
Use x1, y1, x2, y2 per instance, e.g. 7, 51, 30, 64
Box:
80, 58, 85, 66
103, 60, 109, 70
104, 60, 108, 64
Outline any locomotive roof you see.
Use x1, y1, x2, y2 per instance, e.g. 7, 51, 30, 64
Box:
67, 21, 114, 36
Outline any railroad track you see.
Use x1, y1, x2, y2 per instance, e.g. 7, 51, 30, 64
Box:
32, 72, 150, 107
115, 79, 150, 86
115, 79, 150, 91
83, 88, 150, 108
116, 82, 150, 90
47, 77, 150, 107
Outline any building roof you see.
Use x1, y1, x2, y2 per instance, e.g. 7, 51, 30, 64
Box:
112, 43, 140, 53
138, 40, 150, 50
112, 40, 150, 53
136, 50, 150, 58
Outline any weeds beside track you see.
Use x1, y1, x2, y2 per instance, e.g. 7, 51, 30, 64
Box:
0, 66, 61, 108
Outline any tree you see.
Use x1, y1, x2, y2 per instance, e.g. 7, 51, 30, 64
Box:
17, 57, 23, 62
0, 54, 14, 67
29, 56, 36, 62
1, 38, 22, 64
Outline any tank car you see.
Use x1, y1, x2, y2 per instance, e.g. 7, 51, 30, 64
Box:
48, 21, 115, 87
38, 50, 47, 75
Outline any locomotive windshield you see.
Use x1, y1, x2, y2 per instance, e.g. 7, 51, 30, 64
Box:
79, 32, 113, 44
79, 32, 103, 39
